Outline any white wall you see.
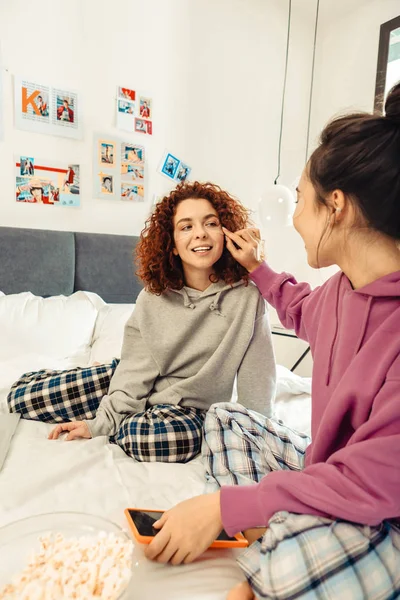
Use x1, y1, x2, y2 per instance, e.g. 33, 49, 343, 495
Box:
265, 0, 400, 292
310, 0, 400, 144
0, 0, 312, 238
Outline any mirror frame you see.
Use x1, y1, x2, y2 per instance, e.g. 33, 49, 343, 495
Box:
374, 15, 400, 114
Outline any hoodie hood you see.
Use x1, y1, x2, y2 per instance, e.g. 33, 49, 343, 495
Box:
352, 269, 400, 297
170, 280, 246, 313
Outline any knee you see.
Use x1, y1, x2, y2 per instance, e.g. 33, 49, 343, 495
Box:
115, 407, 203, 463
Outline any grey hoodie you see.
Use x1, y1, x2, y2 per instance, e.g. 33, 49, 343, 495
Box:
86, 280, 276, 437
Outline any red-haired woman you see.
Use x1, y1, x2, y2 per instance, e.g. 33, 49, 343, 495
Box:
11, 182, 276, 463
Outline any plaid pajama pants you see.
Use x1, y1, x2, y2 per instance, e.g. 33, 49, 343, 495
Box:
202, 403, 400, 600
7, 361, 205, 463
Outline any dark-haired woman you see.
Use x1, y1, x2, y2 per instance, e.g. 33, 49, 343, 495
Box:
32, 182, 275, 461
145, 84, 400, 599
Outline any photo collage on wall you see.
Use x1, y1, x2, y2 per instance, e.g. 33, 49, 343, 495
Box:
94, 135, 145, 202
12, 74, 194, 211
15, 156, 80, 207
116, 86, 152, 135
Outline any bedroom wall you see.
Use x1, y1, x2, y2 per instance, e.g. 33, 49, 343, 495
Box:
309, 0, 400, 144
0, 0, 313, 238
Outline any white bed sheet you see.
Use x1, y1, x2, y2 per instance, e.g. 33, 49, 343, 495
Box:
0, 374, 311, 600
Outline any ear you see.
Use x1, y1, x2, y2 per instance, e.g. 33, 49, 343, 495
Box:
329, 189, 346, 215
172, 247, 179, 256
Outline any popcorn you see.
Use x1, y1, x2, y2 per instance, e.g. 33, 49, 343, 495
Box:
0, 531, 133, 600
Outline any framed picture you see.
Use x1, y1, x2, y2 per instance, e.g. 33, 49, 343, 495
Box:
374, 15, 400, 113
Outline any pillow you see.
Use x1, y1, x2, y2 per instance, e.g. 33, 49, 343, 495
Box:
90, 303, 135, 364
275, 364, 311, 402
0, 291, 98, 362
0, 354, 90, 413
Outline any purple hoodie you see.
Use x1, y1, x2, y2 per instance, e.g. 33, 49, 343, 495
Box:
221, 262, 400, 536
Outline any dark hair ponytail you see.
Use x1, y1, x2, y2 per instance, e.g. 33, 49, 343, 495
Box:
308, 81, 400, 240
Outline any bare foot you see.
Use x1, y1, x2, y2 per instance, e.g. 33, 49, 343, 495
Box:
243, 527, 267, 545
227, 581, 255, 600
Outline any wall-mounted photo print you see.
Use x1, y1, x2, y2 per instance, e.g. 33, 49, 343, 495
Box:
134, 118, 152, 135
121, 183, 145, 202
100, 174, 113, 194
15, 157, 80, 207
130, 165, 144, 182
14, 78, 82, 139
139, 96, 152, 120
159, 151, 192, 183
161, 153, 179, 179
56, 96, 75, 123
116, 99, 136, 132
118, 100, 135, 115
176, 162, 191, 182
118, 86, 136, 102
122, 143, 145, 165
20, 156, 34, 176
120, 163, 144, 182
100, 141, 115, 166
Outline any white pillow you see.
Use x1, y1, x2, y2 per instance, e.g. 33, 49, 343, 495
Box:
275, 364, 311, 402
90, 304, 135, 364
0, 354, 91, 413
0, 291, 98, 362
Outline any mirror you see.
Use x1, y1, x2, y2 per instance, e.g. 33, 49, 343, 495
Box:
374, 15, 400, 113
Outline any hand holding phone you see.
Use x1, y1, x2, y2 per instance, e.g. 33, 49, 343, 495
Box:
125, 508, 248, 549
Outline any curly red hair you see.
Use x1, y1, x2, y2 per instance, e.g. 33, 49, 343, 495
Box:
135, 181, 251, 294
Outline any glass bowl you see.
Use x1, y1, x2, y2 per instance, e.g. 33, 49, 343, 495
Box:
0, 511, 134, 599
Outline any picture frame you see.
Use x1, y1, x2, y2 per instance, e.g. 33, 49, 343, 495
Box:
374, 15, 400, 114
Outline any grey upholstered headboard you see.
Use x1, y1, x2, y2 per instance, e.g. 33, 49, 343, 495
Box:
0, 226, 143, 303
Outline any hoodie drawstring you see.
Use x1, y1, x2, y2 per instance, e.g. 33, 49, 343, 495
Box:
354, 295, 373, 355
209, 290, 224, 316
326, 282, 374, 386
326, 278, 342, 386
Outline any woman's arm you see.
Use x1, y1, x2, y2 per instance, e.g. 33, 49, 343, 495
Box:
85, 308, 159, 437
250, 262, 315, 341
221, 375, 400, 535
223, 227, 318, 343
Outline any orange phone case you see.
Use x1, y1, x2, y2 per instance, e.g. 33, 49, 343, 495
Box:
124, 508, 248, 549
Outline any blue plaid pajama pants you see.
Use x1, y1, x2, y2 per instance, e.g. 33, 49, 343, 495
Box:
202, 403, 400, 600
7, 360, 205, 463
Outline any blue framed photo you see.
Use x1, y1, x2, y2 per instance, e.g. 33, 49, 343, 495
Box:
161, 153, 179, 179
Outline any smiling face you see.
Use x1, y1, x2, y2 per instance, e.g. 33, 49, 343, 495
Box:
172, 198, 225, 287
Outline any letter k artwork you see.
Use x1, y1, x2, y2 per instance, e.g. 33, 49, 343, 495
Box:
22, 87, 41, 115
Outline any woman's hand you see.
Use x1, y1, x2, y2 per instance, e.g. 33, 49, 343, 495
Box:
144, 492, 223, 565
223, 227, 264, 272
48, 421, 92, 441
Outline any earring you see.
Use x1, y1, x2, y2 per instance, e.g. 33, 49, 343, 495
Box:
335, 207, 342, 213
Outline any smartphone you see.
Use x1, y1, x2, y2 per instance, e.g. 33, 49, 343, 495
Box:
124, 508, 248, 549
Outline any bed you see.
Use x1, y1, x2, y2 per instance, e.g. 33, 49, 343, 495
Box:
0, 226, 312, 599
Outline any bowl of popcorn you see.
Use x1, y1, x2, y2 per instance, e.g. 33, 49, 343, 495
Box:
0, 512, 134, 600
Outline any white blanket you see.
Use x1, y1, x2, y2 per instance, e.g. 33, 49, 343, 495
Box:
0, 386, 311, 599
0, 292, 312, 598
